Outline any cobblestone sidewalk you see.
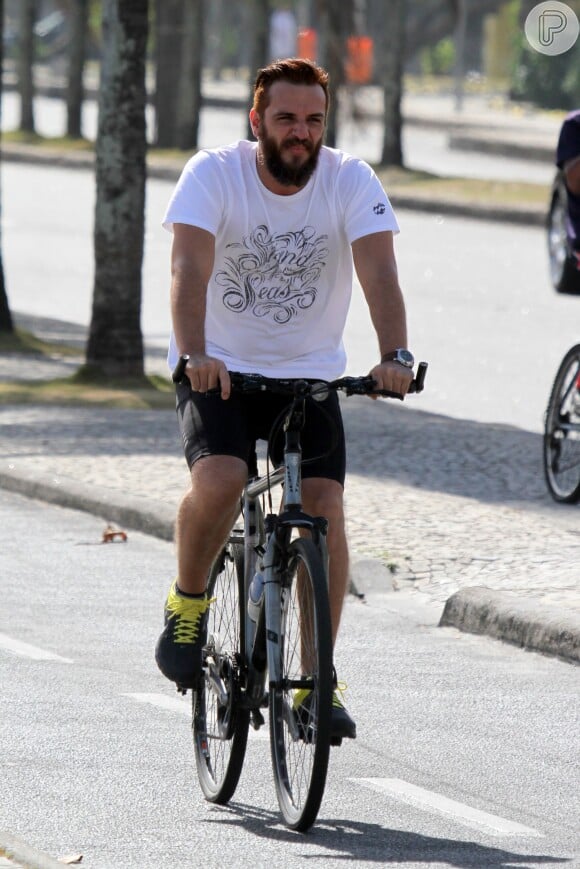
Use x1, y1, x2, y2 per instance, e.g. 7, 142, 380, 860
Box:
1, 392, 578, 616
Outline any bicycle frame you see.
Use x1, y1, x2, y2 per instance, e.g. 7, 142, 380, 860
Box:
235, 396, 329, 717
175, 358, 429, 829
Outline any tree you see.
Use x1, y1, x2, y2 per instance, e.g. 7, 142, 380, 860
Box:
0, 0, 15, 334
18, 0, 37, 134
154, 0, 204, 150
85, 0, 148, 378
66, 0, 90, 139
246, 0, 271, 140
175, 0, 204, 150
316, 0, 352, 148
378, 0, 405, 166
154, 0, 183, 146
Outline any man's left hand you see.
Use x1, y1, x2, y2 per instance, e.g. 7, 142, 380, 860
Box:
368, 361, 414, 400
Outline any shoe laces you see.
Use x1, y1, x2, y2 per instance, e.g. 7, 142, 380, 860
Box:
166, 589, 214, 644
293, 681, 349, 710
332, 681, 348, 709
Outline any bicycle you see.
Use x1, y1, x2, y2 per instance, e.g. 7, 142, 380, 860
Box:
543, 343, 580, 503
172, 355, 428, 831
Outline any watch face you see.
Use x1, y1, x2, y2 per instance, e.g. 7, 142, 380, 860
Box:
396, 349, 414, 367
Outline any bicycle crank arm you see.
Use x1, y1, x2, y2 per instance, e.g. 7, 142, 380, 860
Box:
204, 655, 229, 707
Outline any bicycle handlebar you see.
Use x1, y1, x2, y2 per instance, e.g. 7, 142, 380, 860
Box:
171, 355, 427, 399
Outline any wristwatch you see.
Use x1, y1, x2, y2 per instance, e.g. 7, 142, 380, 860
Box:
381, 348, 415, 369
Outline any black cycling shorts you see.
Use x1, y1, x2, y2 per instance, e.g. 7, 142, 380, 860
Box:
175, 380, 346, 486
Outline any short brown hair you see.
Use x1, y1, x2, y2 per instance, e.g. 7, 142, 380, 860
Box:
252, 58, 330, 117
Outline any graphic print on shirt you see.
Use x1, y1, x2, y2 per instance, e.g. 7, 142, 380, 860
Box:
215, 224, 328, 325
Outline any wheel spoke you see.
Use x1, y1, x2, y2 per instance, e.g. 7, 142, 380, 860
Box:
269, 539, 333, 831
193, 539, 249, 804
544, 346, 580, 503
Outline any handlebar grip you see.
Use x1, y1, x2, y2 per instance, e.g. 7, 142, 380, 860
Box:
172, 355, 190, 384
411, 361, 428, 394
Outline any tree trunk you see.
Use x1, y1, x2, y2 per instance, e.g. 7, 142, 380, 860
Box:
0, 0, 14, 334
316, 0, 350, 149
66, 0, 89, 139
86, 0, 148, 378
379, 0, 405, 167
176, 0, 204, 151
246, 0, 271, 140
18, 0, 36, 134
154, 0, 184, 147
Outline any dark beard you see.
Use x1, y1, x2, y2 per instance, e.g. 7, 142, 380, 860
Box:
260, 133, 322, 188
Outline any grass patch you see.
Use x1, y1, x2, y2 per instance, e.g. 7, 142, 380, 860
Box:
0, 371, 174, 409
376, 166, 550, 206
2, 130, 94, 150
3, 128, 551, 209
0, 327, 81, 357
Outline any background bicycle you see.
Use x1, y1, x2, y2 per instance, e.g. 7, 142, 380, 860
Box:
543, 343, 580, 504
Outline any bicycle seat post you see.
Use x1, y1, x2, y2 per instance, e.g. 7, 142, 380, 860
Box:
282, 399, 305, 512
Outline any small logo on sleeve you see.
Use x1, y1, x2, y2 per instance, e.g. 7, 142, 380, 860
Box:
373, 202, 386, 215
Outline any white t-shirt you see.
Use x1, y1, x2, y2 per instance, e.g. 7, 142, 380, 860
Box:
163, 139, 399, 380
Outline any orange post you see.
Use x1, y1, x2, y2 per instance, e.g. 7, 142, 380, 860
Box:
346, 35, 373, 84
297, 28, 317, 62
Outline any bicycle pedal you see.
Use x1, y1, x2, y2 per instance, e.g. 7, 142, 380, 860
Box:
251, 709, 265, 730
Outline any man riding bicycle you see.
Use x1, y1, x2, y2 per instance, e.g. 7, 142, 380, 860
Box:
155, 58, 414, 742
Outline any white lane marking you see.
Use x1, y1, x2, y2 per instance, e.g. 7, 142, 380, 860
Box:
124, 692, 191, 715
123, 693, 269, 739
0, 632, 74, 663
353, 778, 544, 838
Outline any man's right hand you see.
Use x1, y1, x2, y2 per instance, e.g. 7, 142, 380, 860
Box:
185, 354, 231, 399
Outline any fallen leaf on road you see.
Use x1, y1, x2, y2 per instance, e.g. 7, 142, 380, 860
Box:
102, 524, 128, 543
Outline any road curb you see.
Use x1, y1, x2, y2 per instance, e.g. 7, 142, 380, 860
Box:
0, 833, 64, 869
0, 145, 546, 228
0, 467, 175, 542
3, 469, 577, 665
440, 586, 580, 664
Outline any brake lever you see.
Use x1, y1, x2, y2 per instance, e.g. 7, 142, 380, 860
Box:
172, 354, 190, 384
368, 361, 428, 398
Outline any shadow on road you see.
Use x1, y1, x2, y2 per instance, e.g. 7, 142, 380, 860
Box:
0, 313, 566, 510
202, 802, 571, 867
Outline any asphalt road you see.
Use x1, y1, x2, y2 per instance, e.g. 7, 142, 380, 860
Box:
1, 492, 578, 868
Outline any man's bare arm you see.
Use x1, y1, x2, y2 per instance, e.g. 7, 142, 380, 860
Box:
352, 230, 413, 397
170, 223, 231, 397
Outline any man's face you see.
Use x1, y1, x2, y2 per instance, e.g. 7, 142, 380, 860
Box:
254, 80, 327, 188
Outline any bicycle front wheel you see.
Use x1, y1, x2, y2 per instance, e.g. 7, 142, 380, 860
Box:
193, 537, 250, 803
269, 537, 333, 832
544, 344, 580, 503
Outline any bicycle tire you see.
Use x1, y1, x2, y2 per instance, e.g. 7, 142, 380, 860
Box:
193, 537, 250, 803
543, 344, 580, 503
269, 537, 333, 832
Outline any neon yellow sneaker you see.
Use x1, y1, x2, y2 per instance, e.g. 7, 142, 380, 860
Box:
155, 581, 212, 688
293, 682, 356, 742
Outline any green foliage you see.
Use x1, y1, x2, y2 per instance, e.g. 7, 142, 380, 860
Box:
419, 37, 456, 76
511, 38, 580, 109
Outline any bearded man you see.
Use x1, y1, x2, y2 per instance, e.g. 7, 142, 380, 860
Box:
155, 58, 414, 742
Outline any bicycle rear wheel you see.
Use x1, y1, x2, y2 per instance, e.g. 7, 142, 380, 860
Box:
269, 537, 333, 832
193, 537, 250, 803
544, 344, 580, 503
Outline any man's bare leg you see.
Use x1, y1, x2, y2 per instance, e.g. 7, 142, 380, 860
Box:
175, 455, 248, 594
155, 455, 247, 687
300, 477, 355, 739
302, 477, 349, 646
